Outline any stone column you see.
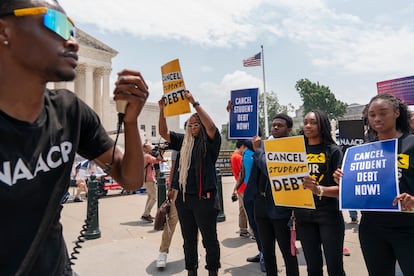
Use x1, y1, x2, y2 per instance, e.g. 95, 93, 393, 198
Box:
102, 67, 113, 130
94, 68, 103, 118
84, 65, 94, 108
75, 63, 86, 101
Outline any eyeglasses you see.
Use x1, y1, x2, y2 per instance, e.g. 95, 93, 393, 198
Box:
0, 7, 75, 40
187, 123, 201, 129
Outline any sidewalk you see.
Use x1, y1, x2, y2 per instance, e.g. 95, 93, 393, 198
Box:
62, 176, 369, 276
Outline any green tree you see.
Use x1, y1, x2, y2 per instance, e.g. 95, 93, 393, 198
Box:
295, 79, 347, 119
220, 124, 236, 150
259, 91, 295, 135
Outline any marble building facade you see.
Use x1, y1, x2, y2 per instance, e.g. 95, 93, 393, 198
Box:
47, 28, 179, 149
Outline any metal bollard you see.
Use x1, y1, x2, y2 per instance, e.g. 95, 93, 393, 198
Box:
157, 172, 167, 208
216, 168, 226, 222
85, 174, 101, 240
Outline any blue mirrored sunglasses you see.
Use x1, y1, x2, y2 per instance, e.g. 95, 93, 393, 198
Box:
0, 7, 75, 40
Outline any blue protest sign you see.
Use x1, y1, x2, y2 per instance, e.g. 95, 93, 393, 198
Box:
228, 88, 259, 139
340, 139, 400, 211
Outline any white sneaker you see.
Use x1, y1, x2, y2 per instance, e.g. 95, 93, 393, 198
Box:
156, 252, 167, 268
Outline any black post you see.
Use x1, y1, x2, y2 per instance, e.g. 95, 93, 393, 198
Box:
157, 172, 167, 208
216, 168, 226, 222
85, 174, 101, 240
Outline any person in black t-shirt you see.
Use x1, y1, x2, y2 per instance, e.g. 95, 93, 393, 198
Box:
335, 94, 414, 276
158, 90, 221, 276
0, 1, 148, 275
297, 109, 346, 276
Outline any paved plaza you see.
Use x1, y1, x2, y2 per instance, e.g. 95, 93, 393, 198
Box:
62, 176, 380, 276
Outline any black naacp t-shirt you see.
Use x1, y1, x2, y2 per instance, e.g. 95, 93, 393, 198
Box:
0, 89, 113, 275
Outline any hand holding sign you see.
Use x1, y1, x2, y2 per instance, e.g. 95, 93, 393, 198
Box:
252, 136, 262, 151
302, 175, 319, 195
333, 168, 344, 185
183, 90, 196, 106
393, 193, 414, 212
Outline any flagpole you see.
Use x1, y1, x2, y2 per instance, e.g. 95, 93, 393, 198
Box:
261, 45, 269, 138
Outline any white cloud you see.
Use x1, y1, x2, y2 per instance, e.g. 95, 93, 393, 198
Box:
60, 0, 414, 115
275, 5, 414, 75
61, 0, 262, 47
61, 0, 414, 76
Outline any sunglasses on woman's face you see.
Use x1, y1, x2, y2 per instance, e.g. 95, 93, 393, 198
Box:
187, 123, 201, 129
0, 7, 75, 40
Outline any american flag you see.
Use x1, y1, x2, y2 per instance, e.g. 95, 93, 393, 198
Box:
243, 52, 261, 67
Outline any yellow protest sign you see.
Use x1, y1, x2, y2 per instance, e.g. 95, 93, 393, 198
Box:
161, 59, 190, 117
264, 136, 315, 209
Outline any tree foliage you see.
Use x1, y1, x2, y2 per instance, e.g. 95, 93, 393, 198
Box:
220, 125, 236, 150
295, 79, 347, 119
259, 91, 294, 134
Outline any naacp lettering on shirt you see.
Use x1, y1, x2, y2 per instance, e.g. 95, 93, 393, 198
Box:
0, 141, 73, 186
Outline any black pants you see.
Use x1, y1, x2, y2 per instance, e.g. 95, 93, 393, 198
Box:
295, 209, 345, 276
255, 216, 299, 276
243, 199, 262, 252
359, 216, 414, 276
175, 192, 220, 271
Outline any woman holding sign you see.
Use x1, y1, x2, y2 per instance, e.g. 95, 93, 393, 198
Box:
296, 109, 346, 276
336, 93, 414, 276
158, 90, 221, 276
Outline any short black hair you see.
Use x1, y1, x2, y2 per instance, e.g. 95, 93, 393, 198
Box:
235, 139, 243, 149
241, 139, 254, 151
0, 0, 60, 12
272, 113, 293, 128
0, 0, 22, 11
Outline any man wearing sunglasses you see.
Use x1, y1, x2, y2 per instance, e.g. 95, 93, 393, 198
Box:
0, 1, 149, 275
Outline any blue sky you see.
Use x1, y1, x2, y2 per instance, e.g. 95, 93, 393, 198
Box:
60, 0, 414, 128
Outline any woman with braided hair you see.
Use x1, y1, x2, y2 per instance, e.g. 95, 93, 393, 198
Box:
335, 93, 414, 275
158, 90, 221, 276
